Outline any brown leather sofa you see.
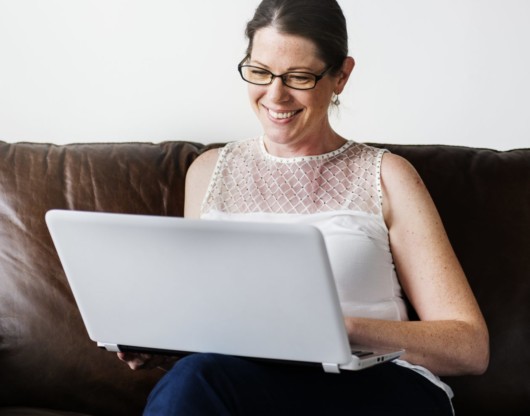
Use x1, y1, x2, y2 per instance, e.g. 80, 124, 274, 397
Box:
0, 140, 528, 416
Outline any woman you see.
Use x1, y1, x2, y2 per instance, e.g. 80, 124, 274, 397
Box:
120, 0, 489, 414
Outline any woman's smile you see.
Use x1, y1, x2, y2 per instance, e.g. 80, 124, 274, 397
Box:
262, 105, 302, 121
246, 27, 348, 155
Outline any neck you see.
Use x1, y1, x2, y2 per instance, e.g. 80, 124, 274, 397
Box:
263, 132, 346, 158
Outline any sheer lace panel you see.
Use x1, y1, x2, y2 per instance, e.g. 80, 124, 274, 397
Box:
202, 138, 386, 216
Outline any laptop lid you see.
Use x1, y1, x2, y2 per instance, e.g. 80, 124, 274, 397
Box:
45, 209, 403, 373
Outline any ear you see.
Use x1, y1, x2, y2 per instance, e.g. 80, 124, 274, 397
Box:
334, 56, 355, 95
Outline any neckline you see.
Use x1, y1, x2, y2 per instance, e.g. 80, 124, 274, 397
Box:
258, 135, 355, 163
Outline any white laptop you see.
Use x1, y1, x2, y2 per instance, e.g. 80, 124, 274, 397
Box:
45, 209, 404, 373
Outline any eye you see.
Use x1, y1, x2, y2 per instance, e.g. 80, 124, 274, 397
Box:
285, 73, 314, 85
248, 67, 271, 79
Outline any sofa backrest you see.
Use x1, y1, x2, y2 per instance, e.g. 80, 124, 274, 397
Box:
0, 141, 204, 415
383, 143, 530, 415
0, 140, 529, 415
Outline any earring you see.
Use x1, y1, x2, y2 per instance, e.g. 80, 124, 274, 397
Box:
332, 93, 341, 106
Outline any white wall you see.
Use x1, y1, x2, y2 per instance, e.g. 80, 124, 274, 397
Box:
0, 0, 528, 149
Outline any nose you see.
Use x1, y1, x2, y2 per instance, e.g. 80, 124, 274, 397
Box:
266, 76, 290, 103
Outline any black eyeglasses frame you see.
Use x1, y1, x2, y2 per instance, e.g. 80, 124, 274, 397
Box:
237, 57, 332, 91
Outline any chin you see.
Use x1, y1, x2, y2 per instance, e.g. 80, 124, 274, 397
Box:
262, 122, 301, 142
263, 128, 297, 145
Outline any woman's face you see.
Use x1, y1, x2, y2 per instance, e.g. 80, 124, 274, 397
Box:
247, 27, 349, 155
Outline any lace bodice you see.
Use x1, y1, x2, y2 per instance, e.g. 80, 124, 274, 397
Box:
202, 137, 386, 216
199, 137, 453, 400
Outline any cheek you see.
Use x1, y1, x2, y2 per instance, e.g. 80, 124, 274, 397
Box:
306, 93, 331, 115
247, 85, 263, 105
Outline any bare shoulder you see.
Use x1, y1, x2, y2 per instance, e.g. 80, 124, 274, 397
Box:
379, 152, 433, 227
184, 148, 221, 218
187, 148, 221, 178
380, 152, 424, 191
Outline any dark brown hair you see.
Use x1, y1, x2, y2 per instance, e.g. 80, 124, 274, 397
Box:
244, 0, 348, 74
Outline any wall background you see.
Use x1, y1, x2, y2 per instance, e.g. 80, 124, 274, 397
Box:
0, 0, 528, 150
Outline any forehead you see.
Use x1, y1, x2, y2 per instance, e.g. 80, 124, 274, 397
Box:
250, 27, 322, 69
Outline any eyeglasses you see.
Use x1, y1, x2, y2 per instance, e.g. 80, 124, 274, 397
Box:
237, 57, 331, 90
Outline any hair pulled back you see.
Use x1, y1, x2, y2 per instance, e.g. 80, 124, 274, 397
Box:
244, 0, 348, 74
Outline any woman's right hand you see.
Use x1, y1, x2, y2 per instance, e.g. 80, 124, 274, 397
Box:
117, 352, 177, 371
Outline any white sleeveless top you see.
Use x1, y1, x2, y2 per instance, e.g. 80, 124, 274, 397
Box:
200, 137, 454, 403
201, 137, 408, 321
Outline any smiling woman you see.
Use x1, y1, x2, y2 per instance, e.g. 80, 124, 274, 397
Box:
117, 1, 489, 414
240, 26, 354, 156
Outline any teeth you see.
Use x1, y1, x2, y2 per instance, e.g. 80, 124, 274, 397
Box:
269, 109, 297, 119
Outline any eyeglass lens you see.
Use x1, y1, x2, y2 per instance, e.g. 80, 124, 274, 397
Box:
239, 66, 318, 90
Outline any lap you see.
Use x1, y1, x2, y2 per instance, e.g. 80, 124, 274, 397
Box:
145, 353, 453, 416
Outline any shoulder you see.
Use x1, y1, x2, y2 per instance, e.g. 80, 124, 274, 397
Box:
379, 152, 434, 228
184, 147, 222, 218
187, 147, 221, 180
187, 137, 259, 182
380, 152, 422, 187
380, 152, 427, 196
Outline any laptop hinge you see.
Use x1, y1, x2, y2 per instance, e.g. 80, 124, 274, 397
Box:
322, 363, 341, 374
97, 342, 120, 352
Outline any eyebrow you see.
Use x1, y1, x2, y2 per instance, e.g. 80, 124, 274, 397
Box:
250, 59, 319, 73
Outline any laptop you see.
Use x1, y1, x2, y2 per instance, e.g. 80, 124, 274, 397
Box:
45, 209, 404, 373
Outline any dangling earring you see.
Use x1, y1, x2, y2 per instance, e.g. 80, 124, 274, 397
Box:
332, 93, 341, 106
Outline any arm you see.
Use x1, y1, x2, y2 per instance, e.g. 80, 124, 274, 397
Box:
344, 153, 489, 376
184, 148, 221, 218
118, 148, 220, 370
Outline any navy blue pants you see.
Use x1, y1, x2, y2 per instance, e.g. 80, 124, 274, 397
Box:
144, 353, 453, 415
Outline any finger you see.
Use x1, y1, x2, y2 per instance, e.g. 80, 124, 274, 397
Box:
116, 352, 153, 370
